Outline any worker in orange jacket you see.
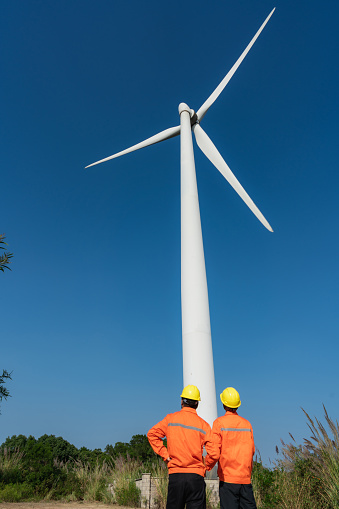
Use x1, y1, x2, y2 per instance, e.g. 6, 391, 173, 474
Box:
205, 387, 257, 509
147, 385, 211, 509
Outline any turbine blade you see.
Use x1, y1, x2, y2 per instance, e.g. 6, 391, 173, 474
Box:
85, 125, 181, 168
196, 8, 275, 122
193, 124, 273, 232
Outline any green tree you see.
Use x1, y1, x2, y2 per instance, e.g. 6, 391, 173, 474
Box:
3, 435, 82, 498
1, 434, 109, 466
105, 434, 156, 463
1, 434, 28, 451
36, 435, 79, 463
78, 446, 109, 466
0, 370, 12, 413
129, 434, 156, 463
0, 234, 13, 272
105, 441, 129, 458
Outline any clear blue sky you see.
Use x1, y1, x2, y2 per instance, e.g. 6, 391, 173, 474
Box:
1, 0, 338, 466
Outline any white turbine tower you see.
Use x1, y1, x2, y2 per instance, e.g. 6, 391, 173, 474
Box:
86, 8, 275, 426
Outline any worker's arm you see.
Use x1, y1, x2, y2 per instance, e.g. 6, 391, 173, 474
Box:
204, 424, 221, 470
147, 415, 170, 462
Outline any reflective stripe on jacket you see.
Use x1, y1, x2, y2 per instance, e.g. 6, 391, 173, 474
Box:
147, 406, 211, 476
205, 411, 255, 484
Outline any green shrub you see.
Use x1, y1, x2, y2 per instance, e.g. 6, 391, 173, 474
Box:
0, 448, 23, 484
0, 482, 34, 502
110, 455, 145, 507
115, 479, 140, 507
49, 470, 83, 500
252, 460, 279, 508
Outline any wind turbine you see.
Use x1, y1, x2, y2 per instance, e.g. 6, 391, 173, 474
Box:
86, 8, 275, 426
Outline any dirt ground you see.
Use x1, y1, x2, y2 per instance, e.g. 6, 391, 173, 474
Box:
0, 504, 134, 509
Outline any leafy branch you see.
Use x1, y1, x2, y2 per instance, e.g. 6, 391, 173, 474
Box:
0, 369, 12, 408
0, 233, 13, 272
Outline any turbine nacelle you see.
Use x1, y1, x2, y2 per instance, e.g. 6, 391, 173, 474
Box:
178, 103, 197, 125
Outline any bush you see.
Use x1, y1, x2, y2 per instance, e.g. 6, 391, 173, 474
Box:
110, 455, 145, 507
0, 448, 24, 484
0, 483, 34, 502
252, 460, 279, 508
0, 436, 85, 500
115, 479, 140, 507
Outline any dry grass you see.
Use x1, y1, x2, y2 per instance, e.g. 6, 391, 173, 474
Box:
274, 468, 317, 509
109, 455, 143, 507
150, 461, 168, 509
276, 406, 339, 509
59, 454, 143, 505
0, 504, 135, 509
113, 455, 144, 480
72, 460, 114, 503
0, 448, 24, 472
302, 406, 339, 508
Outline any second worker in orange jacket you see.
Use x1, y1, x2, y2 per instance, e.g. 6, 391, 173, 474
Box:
147, 385, 211, 509
205, 387, 257, 509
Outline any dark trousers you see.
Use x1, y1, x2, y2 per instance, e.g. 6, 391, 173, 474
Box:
166, 473, 206, 509
219, 481, 257, 509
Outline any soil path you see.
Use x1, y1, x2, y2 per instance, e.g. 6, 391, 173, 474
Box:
0, 504, 134, 509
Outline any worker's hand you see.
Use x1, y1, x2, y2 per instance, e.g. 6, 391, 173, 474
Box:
165, 456, 172, 464
202, 456, 206, 466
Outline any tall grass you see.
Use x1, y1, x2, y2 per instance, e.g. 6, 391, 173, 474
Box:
110, 455, 143, 507
272, 406, 339, 509
274, 467, 318, 509
69, 459, 114, 502
60, 454, 143, 505
151, 460, 168, 509
0, 447, 23, 473
0, 448, 28, 502
302, 406, 339, 508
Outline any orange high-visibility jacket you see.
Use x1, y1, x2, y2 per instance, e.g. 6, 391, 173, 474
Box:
147, 406, 211, 476
205, 411, 255, 484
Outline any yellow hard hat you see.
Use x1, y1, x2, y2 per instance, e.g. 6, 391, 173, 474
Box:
181, 385, 201, 401
220, 387, 241, 408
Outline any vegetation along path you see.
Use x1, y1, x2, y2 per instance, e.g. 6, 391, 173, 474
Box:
0, 504, 135, 509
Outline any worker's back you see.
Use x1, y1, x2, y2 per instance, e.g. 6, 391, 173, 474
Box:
148, 406, 210, 475
207, 411, 255, 483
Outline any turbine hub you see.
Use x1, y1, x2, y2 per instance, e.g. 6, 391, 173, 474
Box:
190, 110, 198, 126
